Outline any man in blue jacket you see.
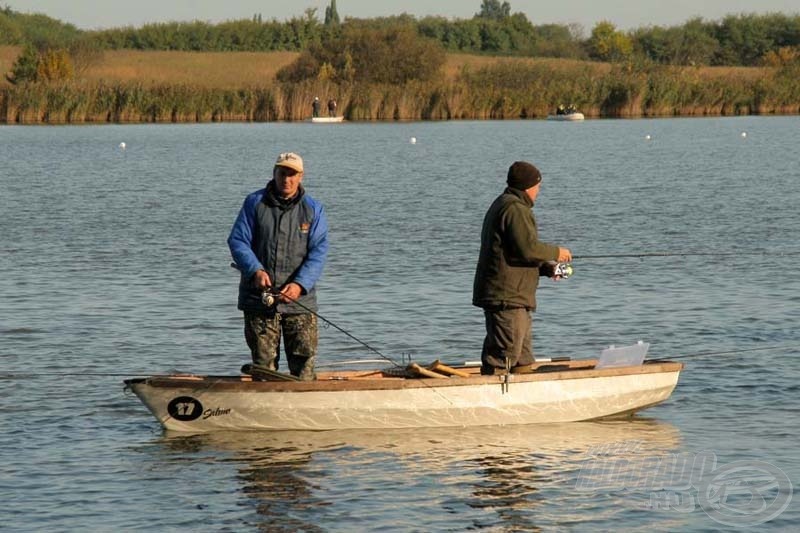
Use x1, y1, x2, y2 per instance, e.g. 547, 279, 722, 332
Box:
228, 152, 329, 380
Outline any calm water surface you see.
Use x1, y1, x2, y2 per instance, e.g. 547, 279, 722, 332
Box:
1, 118, 799, 531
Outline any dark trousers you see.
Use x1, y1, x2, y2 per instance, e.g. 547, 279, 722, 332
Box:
244, 312, 318, 380
481, 308, 533, 373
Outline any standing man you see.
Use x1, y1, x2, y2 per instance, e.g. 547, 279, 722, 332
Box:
312, 97, 321, 118
228, 152, 329, 380
327, 98, 337, 117
472, 161, 572, 375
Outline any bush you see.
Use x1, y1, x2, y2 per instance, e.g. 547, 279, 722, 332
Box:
37, 49, 74, 82
277, 25, 445, 85
6, 45, 40, 84
5, 46, 73, 84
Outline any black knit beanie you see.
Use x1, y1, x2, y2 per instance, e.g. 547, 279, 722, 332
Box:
507, 161, 542, 190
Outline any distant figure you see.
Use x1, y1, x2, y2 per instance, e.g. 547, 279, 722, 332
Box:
312, 97, 321, 118
327, 98, 337, 117
556, 104, 566, 115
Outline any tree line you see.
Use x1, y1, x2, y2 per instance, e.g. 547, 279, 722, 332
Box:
2, 2, 800, 67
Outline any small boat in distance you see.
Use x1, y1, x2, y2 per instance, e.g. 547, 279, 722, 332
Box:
310, 116, 344, 123
125, 351, 682, 432
548, 103, 585, 121
547, 112, 585, 121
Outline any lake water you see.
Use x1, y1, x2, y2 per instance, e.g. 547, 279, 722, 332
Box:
1, 117, 798, 531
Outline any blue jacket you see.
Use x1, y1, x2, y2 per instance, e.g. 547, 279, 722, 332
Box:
228, 182, 329, 314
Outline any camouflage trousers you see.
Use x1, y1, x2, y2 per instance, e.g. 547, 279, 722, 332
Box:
244, 312, 318, 381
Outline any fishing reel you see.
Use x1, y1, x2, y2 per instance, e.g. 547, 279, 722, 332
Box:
261, 290, 278, 307
553, 263, 573, 279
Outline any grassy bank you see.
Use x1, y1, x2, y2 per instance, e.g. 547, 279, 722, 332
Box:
1, 47, 798, 123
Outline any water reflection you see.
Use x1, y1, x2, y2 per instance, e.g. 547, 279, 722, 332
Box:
160, 420, 681, 530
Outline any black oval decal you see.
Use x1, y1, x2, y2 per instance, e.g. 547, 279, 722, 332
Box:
167, 396, 204, 421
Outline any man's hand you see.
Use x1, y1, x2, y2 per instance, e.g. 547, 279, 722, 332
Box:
252, 270, 272, 289
557, 247, 572, 263
279, 282, 303, 303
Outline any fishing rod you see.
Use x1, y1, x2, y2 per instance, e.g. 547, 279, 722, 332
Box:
574, 251, 800, 260
1, 372, 158, 378
230, 263, 400, 367
272, 289, 400, 367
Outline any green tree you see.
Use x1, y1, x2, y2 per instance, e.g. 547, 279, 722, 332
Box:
676, 17, 718, 65
6, 45, 40, 84
476, 0, 511, 21
324, 0, 341, 27
277, 25, 445, 85
588, 21, 633, 62
2, 8, 81, 48
0, 9, 23, 44
532, 23, 585, 58
714, 14, 774, 65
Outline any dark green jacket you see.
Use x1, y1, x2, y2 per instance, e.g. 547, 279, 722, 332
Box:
472, 187, 560, 310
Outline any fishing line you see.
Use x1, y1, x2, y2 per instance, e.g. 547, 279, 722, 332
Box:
649, 344, 799, 361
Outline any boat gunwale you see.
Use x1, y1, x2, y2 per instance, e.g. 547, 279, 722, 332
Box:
125, 361, 683, 393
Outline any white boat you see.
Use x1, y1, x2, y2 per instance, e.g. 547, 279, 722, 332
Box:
125, 358, 682, 432
310, 116, 344, 123
547, 112, 585, 121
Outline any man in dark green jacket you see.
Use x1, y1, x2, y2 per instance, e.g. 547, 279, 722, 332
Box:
473, 161, 572, 375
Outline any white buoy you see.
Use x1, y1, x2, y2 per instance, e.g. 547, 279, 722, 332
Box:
645, 135, 651, 140
409, 137, 417, 144
119, 142, 126, 149
741, 132, 747, 138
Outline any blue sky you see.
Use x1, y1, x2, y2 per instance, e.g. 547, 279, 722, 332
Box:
7, 0, 800, 33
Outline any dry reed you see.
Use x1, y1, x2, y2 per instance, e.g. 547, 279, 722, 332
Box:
1, 46, 798, 123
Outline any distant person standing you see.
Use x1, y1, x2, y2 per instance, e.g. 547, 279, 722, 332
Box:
472, 161, 572, 375
327, 98, 337, 117
312, 97, 321, 118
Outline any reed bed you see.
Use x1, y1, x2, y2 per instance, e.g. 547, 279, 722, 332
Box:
1, 47, 798, 123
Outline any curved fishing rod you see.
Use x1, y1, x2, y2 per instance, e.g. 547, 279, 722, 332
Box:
270, 288, 401, 368
230, 263, 400, 367
256, 281, 463, 406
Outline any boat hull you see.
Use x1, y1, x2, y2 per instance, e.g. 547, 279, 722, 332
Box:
547, 113, 585, 121
310, 116, 344, 123
125, 361, 682, 432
